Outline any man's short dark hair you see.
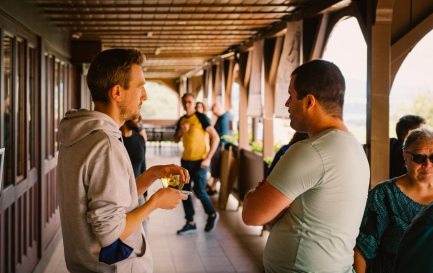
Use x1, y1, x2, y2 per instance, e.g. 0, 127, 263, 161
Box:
396, 115, 426, 141
291, 59, 345, 116
87, 49, 145, 103
181, 93, 194, 100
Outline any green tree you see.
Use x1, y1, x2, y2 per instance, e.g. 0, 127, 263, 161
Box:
409, 92, 433, 127
396, 90, 433, 128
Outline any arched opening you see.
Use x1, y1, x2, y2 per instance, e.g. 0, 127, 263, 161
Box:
322, 16, 367, 143
141, 81, 179, 120
390, 30, 433, 137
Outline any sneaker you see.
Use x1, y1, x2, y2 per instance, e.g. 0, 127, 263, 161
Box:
204, 212, 219, 232
177, 222, 197, 235
206, 189, 217, 196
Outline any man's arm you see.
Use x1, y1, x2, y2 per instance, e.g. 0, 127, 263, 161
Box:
353, 247, 367, 273
242, 180, 293, 226
120, 187, 187, 240
201, 126, 220, 168
173, 118, 187, 143
120, 164, 190, 240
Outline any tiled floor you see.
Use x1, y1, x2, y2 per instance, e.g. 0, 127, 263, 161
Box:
41, 148, 267, 273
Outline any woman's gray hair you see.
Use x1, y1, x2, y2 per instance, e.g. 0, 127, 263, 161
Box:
403, 127, 433, 150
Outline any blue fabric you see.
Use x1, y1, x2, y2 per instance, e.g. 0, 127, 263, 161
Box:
214, 112, 232, 144
267, 144, 290, 176
181, 159, 216, 221
355, 180, 425, 273
99, 239, 133, 265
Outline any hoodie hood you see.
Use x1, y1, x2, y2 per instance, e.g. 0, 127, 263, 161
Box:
59, 109, 121, 147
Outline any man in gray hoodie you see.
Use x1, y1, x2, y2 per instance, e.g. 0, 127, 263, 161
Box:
57, 49, 189, 273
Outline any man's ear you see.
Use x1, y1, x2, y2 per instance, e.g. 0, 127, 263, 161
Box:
305, 94, 316, 109
109, 85, 122, 102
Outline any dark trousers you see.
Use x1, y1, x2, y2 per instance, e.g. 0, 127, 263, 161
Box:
181, 159, 216, 222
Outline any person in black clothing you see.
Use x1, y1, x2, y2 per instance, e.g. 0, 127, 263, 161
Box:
394, 202, 433, 273
389, 115, 425, 178
121, 115, 147, 203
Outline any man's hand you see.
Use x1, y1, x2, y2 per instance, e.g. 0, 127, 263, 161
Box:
150, 188, 188, 209
180, 123, 190, 133
150, 164, 190, 185
200, 158, 211, 168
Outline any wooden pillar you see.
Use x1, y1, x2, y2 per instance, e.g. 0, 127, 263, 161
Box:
238, 51, 252, 149
263, 36, 283, 158
367, 1, 393, 187
178, 77, 187, 115
202, 67, 211, 106
247, 40, 264, 118
186, 77, 192, 95
189, 76, 202, 98
224, 58, 235, 111
211, 62, 224, 106
309, 14, 329, 60
211, 64, 217, 105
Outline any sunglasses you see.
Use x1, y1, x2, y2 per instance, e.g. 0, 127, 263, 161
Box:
405, 151, 433, 165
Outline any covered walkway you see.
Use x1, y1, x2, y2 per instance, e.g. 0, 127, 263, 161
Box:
37, 148, 267, 273
2, 1, 433, 272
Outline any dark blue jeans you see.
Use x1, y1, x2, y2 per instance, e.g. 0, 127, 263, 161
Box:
181, 159, 216, 222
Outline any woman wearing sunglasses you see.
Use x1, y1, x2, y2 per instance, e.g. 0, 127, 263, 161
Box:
354, 127, 433, 273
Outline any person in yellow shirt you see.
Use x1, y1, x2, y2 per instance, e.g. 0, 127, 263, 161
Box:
174, 93, 220, 234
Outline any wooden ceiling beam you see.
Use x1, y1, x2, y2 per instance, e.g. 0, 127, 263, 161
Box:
50, 18, 279, 23
76, 30, 255, 35
36, 3, 294, 9
143, 54, 213, 59
58, 23, 269, 28
87, 34, 249, 38
75, 28, 262, 32
234, 0, 345, 51
143, 73, 182, 79
103, 44, 228, 49
45, 10, 290, 16
110, 47, 224, 51
144, 68, 193, 72
100, 38, 243, 43
102, 39, 236, 47
115, 48, 223, 54
144, 64, 201, 68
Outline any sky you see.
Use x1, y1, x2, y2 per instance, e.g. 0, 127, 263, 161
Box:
322, 16, 433, 141
391, 31, 433, 96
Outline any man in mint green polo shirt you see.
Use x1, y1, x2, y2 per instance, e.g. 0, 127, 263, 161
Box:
242, 60, 370, 273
